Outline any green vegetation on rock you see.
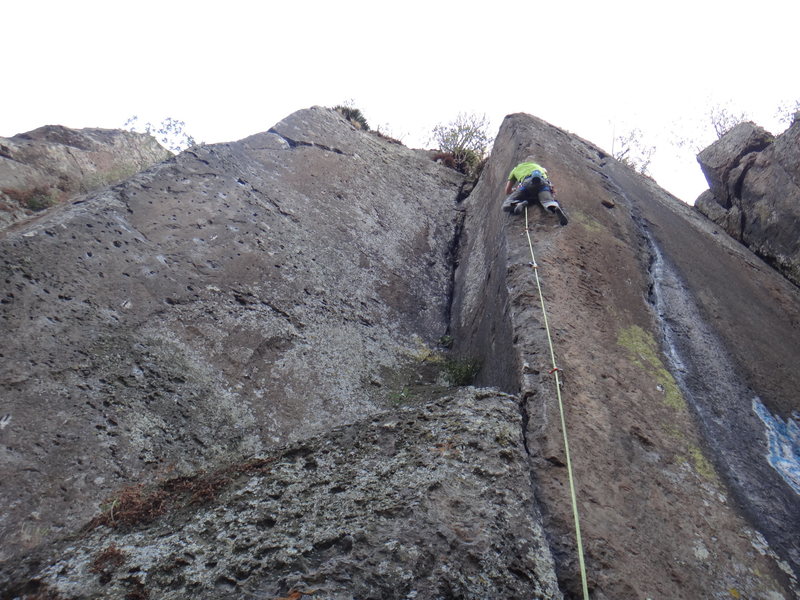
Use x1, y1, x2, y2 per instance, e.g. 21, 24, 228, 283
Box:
675, 445, 718, 481
1, 186, 59, 212
688, 445, 717, 481
430, 112, 492, 177
617, 325, 685, 410
572, 211, 605, 234
443, 357, 481, 386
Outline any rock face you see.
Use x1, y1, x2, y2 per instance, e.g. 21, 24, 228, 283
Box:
452, 113, 799, 598
695, 120, 800, 286
1, 108, 799, 599
0, 389, 562, 600
0, 107, 465, 564
0, 125, 170, 229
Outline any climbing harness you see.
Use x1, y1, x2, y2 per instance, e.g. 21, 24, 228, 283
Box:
518, 171, 553, 195
524, 206, 590, 600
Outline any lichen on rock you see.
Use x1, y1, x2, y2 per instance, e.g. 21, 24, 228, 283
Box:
617, 324, 685, 410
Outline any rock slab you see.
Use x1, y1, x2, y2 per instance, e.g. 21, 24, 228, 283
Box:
0, 125, 170, 228
0, 107, 463, 561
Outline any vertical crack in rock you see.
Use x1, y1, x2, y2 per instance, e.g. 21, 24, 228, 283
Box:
445, 123, 566, 596
517, 392, 532, 456
442, 207, 466, 340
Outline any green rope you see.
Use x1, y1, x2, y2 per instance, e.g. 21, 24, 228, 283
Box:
524, 206, 590, 600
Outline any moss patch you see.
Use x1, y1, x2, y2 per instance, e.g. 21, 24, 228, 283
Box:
617, 325, 685, 410
688, 445, 717, 481
442, 357, 481, 386
377, 339, 481, 408
572, 211, 605, 234
663, 424, 686, 440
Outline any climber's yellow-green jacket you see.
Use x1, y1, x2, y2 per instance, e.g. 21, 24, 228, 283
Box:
507, 162, 548, 185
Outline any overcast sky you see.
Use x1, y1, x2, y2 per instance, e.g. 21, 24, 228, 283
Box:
3, 0, 798, 204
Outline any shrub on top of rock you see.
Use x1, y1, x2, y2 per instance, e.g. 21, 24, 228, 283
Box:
333, 105, 370, 131
430, 112, 492, 178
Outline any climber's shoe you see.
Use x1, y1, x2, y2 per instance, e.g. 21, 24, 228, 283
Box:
514, 201, 528, 215
555, 205, 568, 226
546, 204, 569, 226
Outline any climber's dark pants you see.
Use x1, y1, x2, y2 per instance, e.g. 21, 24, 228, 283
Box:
502, 182, 559, 212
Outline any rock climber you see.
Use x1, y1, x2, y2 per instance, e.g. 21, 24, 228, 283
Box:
502, 157, 568, 225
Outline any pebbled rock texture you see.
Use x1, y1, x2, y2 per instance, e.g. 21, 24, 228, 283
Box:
0, 125, 170, 229
452, 113, 800, 598
695, 120, 800, 286
0, 388, 562, 600
0, 107, 463, 562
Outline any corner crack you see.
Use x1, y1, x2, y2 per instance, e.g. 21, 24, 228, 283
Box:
518, 393, 531, 455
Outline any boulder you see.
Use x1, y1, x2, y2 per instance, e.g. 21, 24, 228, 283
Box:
0, 125, 170, 228
696, 121, 774, 209
695, 120, 800, 286
0, 389, 562, 600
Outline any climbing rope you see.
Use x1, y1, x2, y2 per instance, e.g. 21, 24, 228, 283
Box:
524, 206, 590, 600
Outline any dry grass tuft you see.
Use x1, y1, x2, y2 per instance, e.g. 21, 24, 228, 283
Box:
88, 457, 277, 531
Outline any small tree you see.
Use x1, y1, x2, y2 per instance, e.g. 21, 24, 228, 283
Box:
430, 112, 493, 176
124, 116, 198, 153
775, 99, 800, 127
708, 105, 748, 139
671, 101, 750, 154
613, 128, 655, 175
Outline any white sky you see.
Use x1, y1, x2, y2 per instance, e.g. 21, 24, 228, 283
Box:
3, 0, 798, 204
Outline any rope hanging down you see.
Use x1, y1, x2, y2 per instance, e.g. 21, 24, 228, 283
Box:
524, 206, 590, 600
